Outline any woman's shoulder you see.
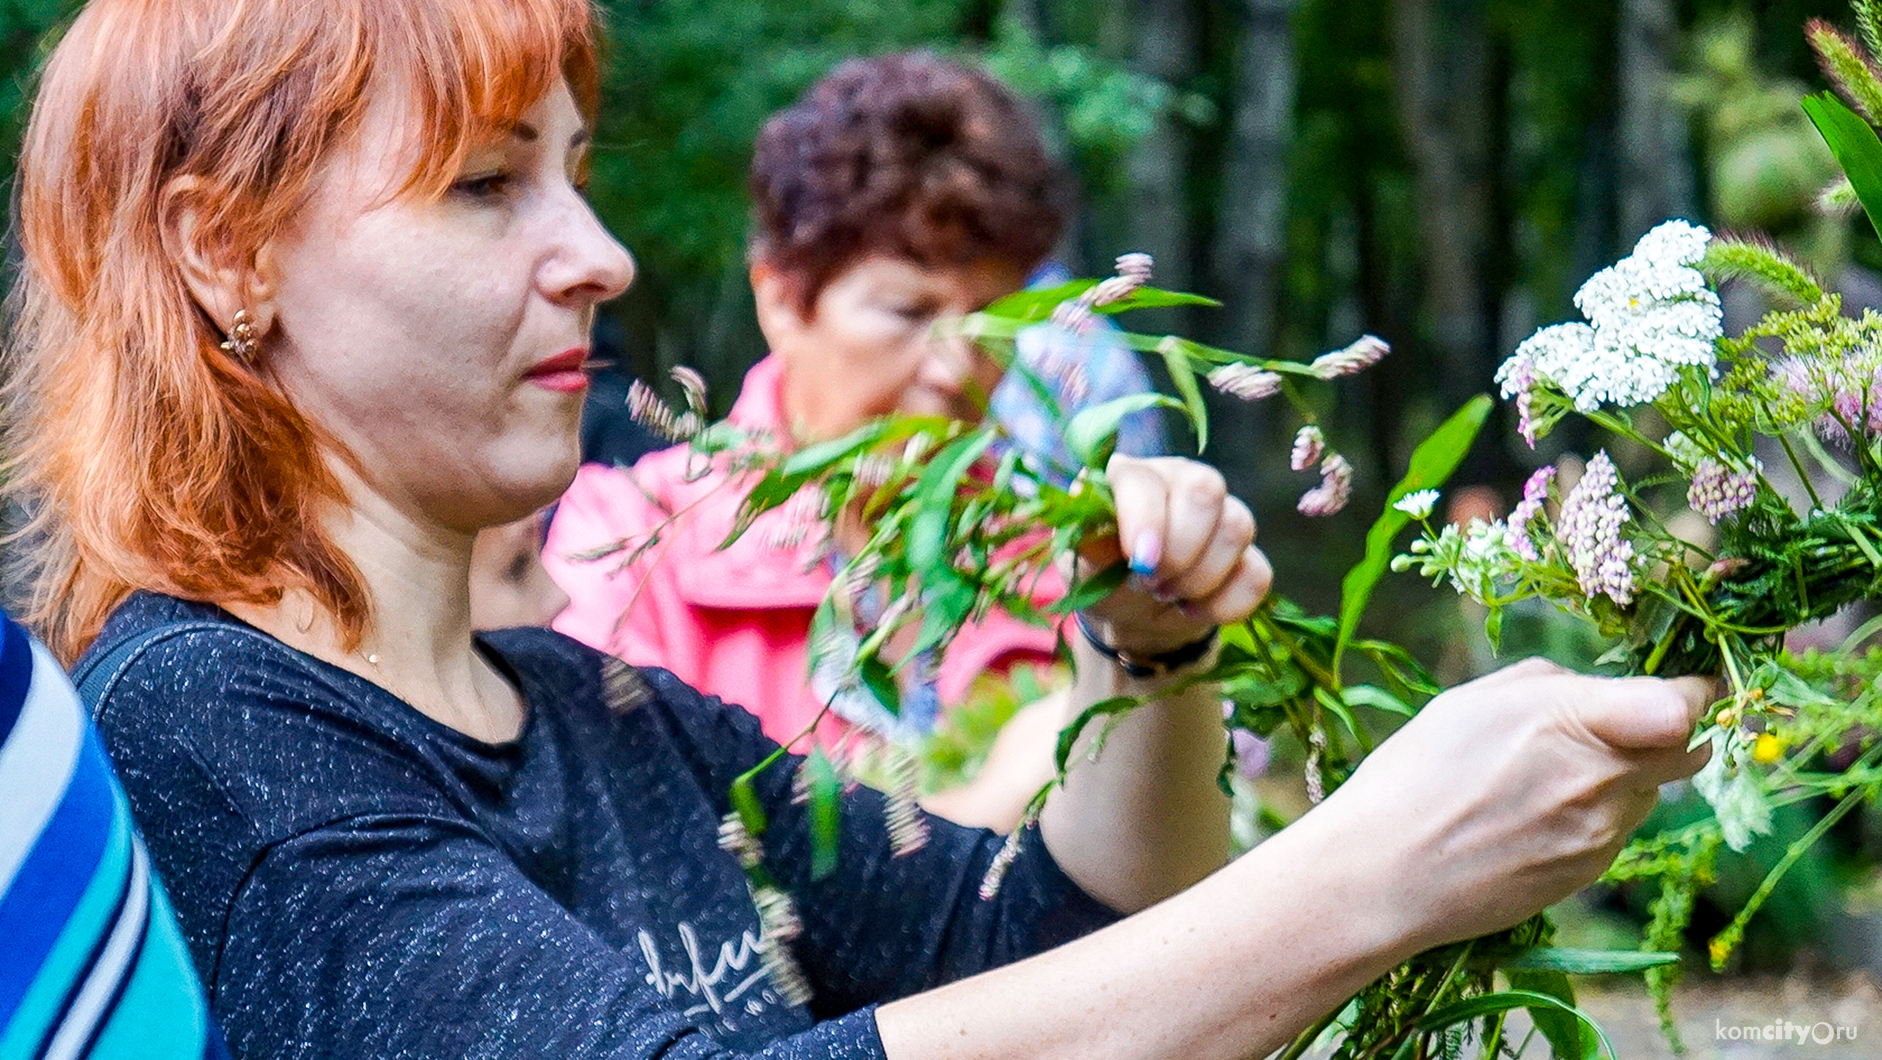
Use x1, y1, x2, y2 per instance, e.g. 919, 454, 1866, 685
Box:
86, 594, 463, 830
81, 592, 315, 715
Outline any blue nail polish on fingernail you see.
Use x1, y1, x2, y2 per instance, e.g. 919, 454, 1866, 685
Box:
1129, 532, 1161, 577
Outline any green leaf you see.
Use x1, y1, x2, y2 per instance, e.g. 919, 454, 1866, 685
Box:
1050, 560, 1130, 614
1157, 338, 1210, 453
982, 280, 1094, 321
778, 420, 896, 479
1312, 686, 1367, 744
1392, 989, 1613, 1060
1353, 640, 1441, 697
1803, 92, 1882, 244
909, 574, 978, 660
991, 445, 1024, 497
1504, 948, 1681, 975
1064, 393, 1183, 469
730, 773, 767, 839
1335, 395, 1492, 672
858, 654, 902, 718
804, 747, 843, 880
906, 430, 998, 576
1094, 286, 1223, 313
1054, 695, 1140, 773
1506, 971, 1598, 1060
1340, 683, 1415, 718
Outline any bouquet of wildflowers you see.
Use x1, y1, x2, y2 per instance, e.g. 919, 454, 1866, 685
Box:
1392, 4, 1882, 1043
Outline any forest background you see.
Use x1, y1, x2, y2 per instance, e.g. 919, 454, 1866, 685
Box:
6, 0, 1882, 992
0, 0, 1862, 610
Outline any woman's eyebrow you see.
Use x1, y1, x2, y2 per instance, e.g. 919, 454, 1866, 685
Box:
497, 123, 588, 151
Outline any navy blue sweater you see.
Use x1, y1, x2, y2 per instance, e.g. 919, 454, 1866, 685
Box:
85, 593, 1118, 1060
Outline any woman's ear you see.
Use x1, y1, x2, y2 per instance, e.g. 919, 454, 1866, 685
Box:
750, 258, 809, 352
159, 176, 277, 336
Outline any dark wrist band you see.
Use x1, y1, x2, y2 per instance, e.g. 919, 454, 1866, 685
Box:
1074, 611, 1220, 679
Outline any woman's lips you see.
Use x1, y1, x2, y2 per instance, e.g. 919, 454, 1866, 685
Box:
527, 370, 590, 393
525, 349, 591, 393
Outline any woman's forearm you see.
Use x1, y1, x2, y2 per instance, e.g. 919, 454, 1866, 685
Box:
1036, 635, 1232, 912
877, 799, 1416, 1060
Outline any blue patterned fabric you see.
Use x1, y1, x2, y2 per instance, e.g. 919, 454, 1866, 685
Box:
988, 263, 1166, 483
0, 613, 229, 1060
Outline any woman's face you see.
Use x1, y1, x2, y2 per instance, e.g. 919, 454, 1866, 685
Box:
757, 255, 1027, 441
261, 79, 634, 534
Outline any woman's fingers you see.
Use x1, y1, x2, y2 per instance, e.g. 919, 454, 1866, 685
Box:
1093, 455, 1273, 640
1103, 456, 1173, 578
1577, 674, 1715, 752
1182, 546, 1273, 625
1152, 463, 1230, 580
1106, 455, 1259, 598
1164, 497, 1256, 603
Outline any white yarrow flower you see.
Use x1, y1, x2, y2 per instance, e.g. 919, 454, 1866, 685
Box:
1393, 489, 1440, 520
1497, 220, 1721, 414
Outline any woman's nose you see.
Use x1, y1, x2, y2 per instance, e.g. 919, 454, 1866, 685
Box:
543, 198, 636, 306
919, 317, 977, 392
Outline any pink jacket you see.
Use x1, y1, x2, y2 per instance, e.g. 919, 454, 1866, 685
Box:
544, 355, 1062, 747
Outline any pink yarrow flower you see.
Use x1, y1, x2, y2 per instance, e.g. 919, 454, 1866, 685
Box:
1688, 458, 1758, 524
1778, 354, 1882, 444
1557, 452, 1636, 606
1506, 465, 1555, 561
1496, 354, 1542, 448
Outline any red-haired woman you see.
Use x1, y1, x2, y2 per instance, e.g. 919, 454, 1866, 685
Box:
5, 1, 1710, 1058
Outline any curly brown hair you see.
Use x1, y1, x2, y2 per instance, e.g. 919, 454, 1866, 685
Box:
748, 52, 1070, 314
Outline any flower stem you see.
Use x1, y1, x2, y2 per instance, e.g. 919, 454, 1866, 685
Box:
1779, 433, 1827, 511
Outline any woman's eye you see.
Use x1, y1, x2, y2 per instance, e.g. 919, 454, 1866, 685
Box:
450, 171, 513, 200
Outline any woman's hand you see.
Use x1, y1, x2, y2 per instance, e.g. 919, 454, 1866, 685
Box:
1036, 456, 1265, 910
881, 661, 1713, 1060
1313, 658, 1715, 950
1077, 455, 1272, 657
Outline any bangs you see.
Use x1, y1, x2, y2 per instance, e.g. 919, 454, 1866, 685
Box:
378, 0, 598, 198
4, 0, 601, 660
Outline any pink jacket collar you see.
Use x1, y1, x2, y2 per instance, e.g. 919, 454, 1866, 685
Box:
668, 355, 829, 611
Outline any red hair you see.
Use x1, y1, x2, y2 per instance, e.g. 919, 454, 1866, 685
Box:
3, 0, 599, 662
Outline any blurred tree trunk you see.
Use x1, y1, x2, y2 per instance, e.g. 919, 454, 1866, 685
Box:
1121, 0, 1204, 453
1391, 0, 1495, 412
1123, 0, 1201, 324
1208, 0, 1298, 489
1211, 0, 1298, 361
1003, 0, 1091, 270
1616, 0, 1693, 242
